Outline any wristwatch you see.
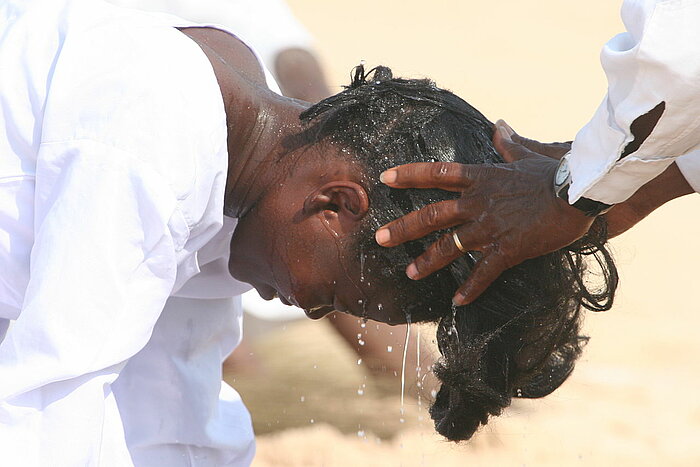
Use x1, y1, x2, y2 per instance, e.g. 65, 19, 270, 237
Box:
553, 152, 613, 217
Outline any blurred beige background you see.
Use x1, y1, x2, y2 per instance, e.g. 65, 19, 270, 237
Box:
235, 1, 700, 465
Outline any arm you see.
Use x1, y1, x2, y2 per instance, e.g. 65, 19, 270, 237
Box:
0, 140, 181, 465
483, 125, 694, 238
568, 0, 700, 205
375, 0, 700, 304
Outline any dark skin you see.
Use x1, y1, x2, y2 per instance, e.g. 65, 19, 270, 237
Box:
179, 27, 408, 324
213, 34, 437, 392
376, 119, 694, 305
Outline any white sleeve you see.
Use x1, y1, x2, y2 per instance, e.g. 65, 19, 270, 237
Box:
0, 140, 186, 466
677, 150, 700, 192
568, 0, 700, 204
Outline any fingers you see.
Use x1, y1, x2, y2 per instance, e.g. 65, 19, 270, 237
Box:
405, 231, 465, 280
493, 119, 570, 161
375, 199, 469, 247
452, 251, 508, 305
403, 222, 486, 280
512, 134, 570, 160
492, 121, 535, 163
380, 162, 472, 191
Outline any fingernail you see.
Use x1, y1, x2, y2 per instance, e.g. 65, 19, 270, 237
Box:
497, 122, 513, 141
452, 292, 467, 306
380, 169, 397, 184
406, 263, 418, 279
375, 228, 391, 245
502, 120, 515, 136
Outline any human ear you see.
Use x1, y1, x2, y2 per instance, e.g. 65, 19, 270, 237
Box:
303, 181, 369, 226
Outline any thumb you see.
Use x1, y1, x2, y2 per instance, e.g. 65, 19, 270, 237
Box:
493, 120, 533, 163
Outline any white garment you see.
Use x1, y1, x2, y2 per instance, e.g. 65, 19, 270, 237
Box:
108, 0, 313, 73
569, 0, 700, 204
0, 0, 262, 465
104, 0, 310, 322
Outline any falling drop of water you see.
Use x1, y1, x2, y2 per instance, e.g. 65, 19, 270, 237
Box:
450, 305, 459, 340
416, 326, 423, 417
400, 316, 412, 410
359, 250, 366, 282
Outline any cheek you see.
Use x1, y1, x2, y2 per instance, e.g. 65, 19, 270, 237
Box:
271, 222, 338, 303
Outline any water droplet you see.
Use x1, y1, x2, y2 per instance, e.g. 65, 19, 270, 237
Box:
357, 389, 364, 395
357, 333, 362, 340
387, 345, 393, 352
377, 303, 383, 311
430, 389, 438, 398
358, 339, 365, 346
310, 419, 315, 424
357, 358, 362, 365
357, 430, 365, 437
300, 396, 305, 402
400, 318, 411, 409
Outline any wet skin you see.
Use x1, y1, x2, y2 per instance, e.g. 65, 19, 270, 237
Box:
179, 27, 408, 325
227, 144, 409, 324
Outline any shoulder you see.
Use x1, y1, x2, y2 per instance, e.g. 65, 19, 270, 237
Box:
42, 20, 228, 200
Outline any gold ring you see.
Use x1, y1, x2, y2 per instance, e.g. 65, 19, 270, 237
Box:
452, 231, 467, 253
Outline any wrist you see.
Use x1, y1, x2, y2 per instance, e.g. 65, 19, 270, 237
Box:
553, 153, 613, 217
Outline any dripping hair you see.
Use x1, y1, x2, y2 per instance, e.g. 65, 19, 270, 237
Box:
297, 65, 618, 441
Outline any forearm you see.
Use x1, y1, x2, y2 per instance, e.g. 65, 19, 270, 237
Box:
605, 162, 694, 238
569, 0, 700, 205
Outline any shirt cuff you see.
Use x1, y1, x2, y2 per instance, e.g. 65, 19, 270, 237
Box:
677, 150, 700, 193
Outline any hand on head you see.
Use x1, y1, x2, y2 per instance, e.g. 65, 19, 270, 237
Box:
375, 120, 594, 305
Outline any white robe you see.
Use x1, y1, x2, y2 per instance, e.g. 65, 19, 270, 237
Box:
0, 0, 277, 464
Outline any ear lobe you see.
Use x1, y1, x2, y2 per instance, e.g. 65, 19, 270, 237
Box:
303, 181, 369, 221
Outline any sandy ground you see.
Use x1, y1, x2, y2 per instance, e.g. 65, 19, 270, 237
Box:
225, 1, 700, 465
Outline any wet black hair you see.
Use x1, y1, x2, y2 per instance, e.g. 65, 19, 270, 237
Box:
298, 65, 618, 441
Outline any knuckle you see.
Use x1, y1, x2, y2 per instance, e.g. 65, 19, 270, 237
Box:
454, 196, 473, 219
420, 203, 442, 228
436, 233, 456, 257
388, 217, 407, 240
430, 162, 452, 181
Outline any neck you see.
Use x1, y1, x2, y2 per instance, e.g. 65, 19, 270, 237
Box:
220, 70, 308, 218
